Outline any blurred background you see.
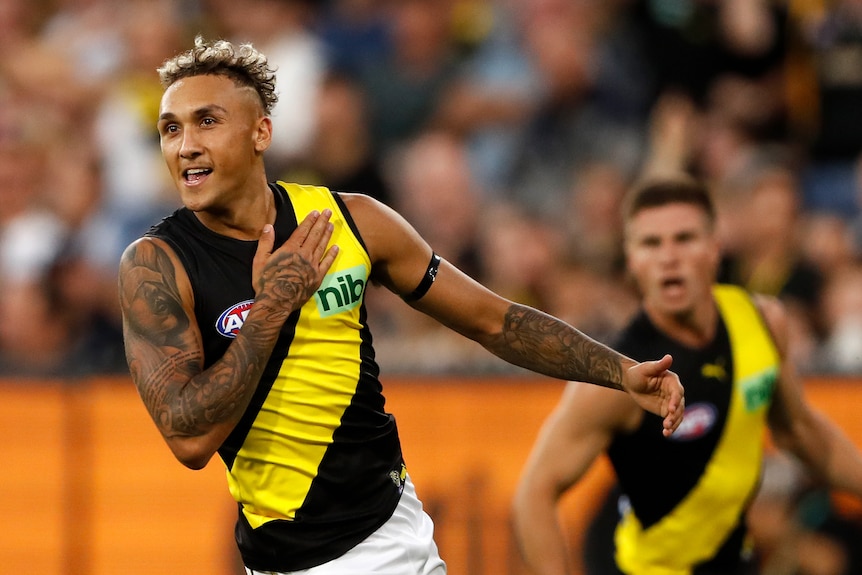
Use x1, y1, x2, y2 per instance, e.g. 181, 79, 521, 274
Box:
3, 0, 862, 573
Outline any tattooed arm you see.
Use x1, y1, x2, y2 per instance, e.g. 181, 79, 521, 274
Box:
119, 211, 338, 469
340, 193, 683, 434
414, 271, 681, 434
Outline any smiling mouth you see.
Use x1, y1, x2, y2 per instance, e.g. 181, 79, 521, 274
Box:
184, 168, 212, 183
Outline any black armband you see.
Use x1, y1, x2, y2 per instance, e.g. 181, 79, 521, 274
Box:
403, 252, 441, 302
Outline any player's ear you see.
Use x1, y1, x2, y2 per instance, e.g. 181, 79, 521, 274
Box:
254, 116, 272, 153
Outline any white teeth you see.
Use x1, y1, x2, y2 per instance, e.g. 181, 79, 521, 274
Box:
187, 168, 208, 175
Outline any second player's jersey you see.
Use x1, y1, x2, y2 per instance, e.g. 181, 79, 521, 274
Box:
146, 182, 406, 572
607, 284, 779, 575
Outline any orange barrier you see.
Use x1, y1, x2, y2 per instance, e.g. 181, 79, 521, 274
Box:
0, 379, 240, 575
1, 376, 861, 575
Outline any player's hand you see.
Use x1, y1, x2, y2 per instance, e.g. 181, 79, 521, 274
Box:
623, 354, 685, 437
252, 209, 339, 311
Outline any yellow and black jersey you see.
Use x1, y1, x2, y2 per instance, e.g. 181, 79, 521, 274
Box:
607, 285, 779, 575
147, 182, 406, 572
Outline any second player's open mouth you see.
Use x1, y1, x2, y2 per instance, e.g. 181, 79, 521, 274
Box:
184, 167, 212, 184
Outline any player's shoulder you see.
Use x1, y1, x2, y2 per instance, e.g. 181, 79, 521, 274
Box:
118, 233, 184, 278
335, 190, 387, 214
335, 192, 419, 251
750, 292, 789, 356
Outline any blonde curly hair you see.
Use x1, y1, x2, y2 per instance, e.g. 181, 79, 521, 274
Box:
157, 36, 278, 115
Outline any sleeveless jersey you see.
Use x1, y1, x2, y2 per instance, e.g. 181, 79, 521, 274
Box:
146, 182, 406, 571
607, 285, 779, 575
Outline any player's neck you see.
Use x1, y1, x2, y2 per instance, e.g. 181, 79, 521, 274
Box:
647, 300, 718, 349
195, 182, 276, 240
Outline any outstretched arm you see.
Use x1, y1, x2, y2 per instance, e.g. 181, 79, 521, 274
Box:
119, 210, 338, 469
474, 302, 682, 436
341, 193, 684, 435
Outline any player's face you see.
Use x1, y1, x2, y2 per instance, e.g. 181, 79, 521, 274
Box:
157, 74, 271, 213
625, 203, 720, 318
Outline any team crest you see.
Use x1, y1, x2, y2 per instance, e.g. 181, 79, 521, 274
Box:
389, 463, 407, 493
215, 299, 255, 338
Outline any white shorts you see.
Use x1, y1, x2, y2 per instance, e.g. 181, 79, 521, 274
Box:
245, 475, 446, 575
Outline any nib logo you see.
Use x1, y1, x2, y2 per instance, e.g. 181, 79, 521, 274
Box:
315, 265, 368, 317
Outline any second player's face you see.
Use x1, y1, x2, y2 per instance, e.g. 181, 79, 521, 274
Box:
625, 203, 720, 318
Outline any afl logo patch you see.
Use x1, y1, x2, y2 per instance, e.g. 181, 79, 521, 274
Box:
669, 402, 717, 441
215, 299, 254, 338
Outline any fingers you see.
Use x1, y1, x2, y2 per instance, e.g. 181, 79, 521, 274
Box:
653, 353, 673, 373
638, 354, 682, 437
662, 369, 685, 437
291, 209, 321, 244
285, 209, 338, 266
256, 224, 275, 258
663, 394, 685, 437
252, 224, 276, 293
298, 210, 338, 277
318, 244, 340, 275
291, 209, 332, 249
306, 210, 335, 262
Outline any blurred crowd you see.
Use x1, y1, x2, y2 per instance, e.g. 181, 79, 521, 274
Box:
3, 0, 862, 377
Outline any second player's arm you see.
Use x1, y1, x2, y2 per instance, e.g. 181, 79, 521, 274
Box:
760, 295, 862, 498
513, 382, 639, 575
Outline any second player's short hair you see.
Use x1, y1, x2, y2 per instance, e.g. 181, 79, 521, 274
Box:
623, 175, 716, 225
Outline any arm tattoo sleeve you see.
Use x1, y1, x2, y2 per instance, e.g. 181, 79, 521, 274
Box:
121, 241, 280, 438
490, 304, 624, 389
